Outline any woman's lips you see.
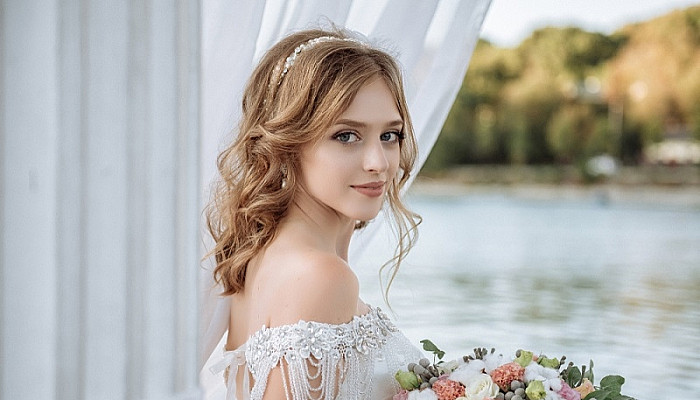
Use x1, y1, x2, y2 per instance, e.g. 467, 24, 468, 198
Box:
351, 181, 385, 197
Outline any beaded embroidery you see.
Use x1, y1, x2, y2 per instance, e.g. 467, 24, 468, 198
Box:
214, 305, 422, 400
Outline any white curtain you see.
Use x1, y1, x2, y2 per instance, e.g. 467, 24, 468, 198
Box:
198, 0, 492, 397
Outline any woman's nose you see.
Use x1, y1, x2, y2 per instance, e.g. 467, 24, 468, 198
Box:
363, 139, 389, 173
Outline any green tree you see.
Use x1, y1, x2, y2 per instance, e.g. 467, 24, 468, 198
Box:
424, 6, 700, 171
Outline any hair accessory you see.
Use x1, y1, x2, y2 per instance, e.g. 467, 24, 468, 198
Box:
275, 36, 365, 86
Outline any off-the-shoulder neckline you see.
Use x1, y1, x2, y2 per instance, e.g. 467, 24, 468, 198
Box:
225, 304, 381, 354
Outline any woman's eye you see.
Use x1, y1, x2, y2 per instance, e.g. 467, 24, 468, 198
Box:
334, 131, 360, 143
380, 131, 403, 142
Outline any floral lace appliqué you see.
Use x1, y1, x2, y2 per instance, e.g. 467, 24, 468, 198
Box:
214, 306, 421, 400
248, 307, 397, 363
237, 307, 415, 399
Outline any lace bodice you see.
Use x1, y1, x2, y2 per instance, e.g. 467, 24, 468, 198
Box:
210, 305, 422, 400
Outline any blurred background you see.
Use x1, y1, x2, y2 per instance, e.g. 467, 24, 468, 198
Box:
426, 0, 700, 180
357, 1, 700, 399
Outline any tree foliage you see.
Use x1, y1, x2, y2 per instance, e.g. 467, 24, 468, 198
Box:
423, 6, 700, 171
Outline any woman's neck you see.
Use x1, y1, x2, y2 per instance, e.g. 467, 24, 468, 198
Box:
280, 194, 355, 261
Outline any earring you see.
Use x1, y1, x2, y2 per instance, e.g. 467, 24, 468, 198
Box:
281, 165, 288, 189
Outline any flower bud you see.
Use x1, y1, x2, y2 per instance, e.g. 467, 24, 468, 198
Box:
395, 370, 421, 390
537, 356, 560, 369
515, 350, 534, 368
525, 380, 546, 400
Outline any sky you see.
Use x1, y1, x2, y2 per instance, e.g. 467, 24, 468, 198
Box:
480, 0, 700, 47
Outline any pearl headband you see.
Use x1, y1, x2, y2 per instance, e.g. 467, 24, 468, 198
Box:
274, 36, 367, 87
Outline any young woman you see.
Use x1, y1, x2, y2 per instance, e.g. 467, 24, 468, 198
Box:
205, 28, 423, 400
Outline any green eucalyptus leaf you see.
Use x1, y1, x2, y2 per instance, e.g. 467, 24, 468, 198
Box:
565, 366, 582, 387
584, 389, 612, 400
600, 375, 625, 393
419, 339, 445, 360
584, 360, 594, 382
600, 375, 625, 386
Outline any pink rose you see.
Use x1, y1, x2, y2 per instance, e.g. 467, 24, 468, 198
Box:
557, 380, 581, 400
394, 389, 410, 400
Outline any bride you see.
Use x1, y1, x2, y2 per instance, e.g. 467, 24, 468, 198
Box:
204, 28, 423, 399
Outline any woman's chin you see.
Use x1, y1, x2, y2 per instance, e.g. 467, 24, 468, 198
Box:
351, 209, 382, 223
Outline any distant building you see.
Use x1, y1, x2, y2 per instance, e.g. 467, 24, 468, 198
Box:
644, 124, 700, 165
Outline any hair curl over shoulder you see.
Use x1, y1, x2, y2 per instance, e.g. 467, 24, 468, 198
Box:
205, 28, 420, 298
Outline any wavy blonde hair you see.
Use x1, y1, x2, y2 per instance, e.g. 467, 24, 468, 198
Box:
206, 28, 420, 297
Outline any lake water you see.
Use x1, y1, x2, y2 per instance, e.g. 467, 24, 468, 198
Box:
354, 186, 700, 399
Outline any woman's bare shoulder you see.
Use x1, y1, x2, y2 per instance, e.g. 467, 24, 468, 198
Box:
258, 245, 360, 327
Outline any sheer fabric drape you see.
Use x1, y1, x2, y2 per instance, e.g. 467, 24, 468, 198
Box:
199, 0, 491, 397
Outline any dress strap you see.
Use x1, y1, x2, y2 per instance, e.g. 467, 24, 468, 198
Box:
210, 345, 250, 400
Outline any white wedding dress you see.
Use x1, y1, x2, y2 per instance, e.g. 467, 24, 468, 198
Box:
209, 305, 422, 400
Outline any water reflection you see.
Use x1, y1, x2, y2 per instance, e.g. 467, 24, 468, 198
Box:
356, 190, 700, 398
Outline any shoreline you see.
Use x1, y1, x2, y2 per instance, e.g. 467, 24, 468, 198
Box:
410, 164, 700, 208
409, 177, 700, 209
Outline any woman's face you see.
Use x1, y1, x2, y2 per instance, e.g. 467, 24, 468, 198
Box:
298, 77, 402, 223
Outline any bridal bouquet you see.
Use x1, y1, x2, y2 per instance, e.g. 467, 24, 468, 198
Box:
394, 340, 635, 400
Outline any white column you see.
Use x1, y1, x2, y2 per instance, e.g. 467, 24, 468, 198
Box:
1, 1, 201, 399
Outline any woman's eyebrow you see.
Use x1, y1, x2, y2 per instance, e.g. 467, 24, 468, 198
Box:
334, 118, 404, 128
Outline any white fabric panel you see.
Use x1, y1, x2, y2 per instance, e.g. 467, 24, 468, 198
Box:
1, 1, 201, 399
1, 2, 59, 399
55, 1, 85, 398
199, 1, 492, 398
272, 0, 354, 48
368, 0, 440, 100
175, 0, 205, 392
201, 1, 266, 189
83, 0, 130, 396
412, 0, 493, 169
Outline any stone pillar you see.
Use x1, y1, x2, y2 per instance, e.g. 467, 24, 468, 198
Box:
1, 1, 201, 399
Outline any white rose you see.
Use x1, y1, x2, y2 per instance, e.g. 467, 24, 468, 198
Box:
462, 374, 499, 400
